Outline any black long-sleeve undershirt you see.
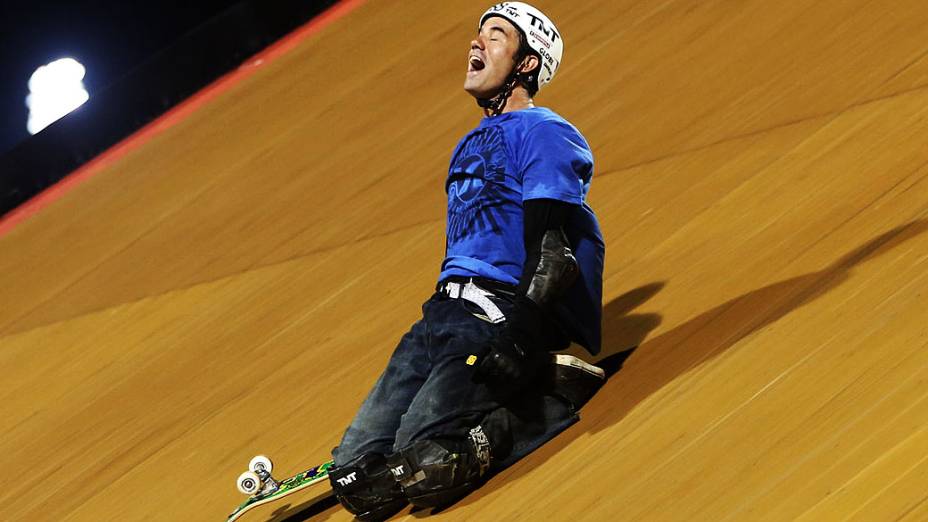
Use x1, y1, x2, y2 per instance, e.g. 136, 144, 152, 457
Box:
517, 198, 573, 298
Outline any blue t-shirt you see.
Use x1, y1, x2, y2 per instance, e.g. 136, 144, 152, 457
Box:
440, 107, 605, 354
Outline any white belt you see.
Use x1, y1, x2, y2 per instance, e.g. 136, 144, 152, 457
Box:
440, 281, 506, 324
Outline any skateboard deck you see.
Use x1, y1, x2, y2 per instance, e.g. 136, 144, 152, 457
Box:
228, 460, 334, 521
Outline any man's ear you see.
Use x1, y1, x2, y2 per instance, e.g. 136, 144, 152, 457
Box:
519, 54, 540, 75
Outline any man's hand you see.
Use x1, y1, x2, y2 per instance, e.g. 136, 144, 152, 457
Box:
469, 328, 544, 384
468, 296, 567, 385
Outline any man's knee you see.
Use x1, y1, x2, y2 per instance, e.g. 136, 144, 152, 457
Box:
386, 426, 493, 509
329, 453, 407, 522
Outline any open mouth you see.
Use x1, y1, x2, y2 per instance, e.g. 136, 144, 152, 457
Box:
468, 56, 485, 73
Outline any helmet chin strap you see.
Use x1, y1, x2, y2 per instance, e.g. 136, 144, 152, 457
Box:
477, 72, 521, 116
478, 53, 537, 117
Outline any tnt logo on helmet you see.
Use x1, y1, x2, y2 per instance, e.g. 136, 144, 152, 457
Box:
489, 3, 521, 18
527, 13, 559, 46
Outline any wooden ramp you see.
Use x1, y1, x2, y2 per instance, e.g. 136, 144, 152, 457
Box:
2, 0, 928, 520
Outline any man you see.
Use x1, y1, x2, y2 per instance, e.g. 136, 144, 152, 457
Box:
329, 3, 606, 520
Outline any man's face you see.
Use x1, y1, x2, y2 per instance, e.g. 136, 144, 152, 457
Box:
465, 16, 521, 98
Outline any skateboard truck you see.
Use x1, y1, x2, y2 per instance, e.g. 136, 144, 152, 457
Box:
237, 455, 280, 497
228, 459, 335, 522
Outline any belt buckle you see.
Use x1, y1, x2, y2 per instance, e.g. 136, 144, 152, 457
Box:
460, 282, 506, 324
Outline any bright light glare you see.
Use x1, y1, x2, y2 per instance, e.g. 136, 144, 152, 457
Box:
26, 57, 90, 135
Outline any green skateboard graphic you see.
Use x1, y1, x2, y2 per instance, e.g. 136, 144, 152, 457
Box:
228, 457, 334, 521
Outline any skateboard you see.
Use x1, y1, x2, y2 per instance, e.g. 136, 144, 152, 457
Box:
228, 456, 334, 521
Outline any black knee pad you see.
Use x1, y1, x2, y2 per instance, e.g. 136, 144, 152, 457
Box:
329, 453, 407, 521
386, 426, 492, 509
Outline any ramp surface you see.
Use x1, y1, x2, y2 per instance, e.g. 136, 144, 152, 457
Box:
2, 0, 928, 520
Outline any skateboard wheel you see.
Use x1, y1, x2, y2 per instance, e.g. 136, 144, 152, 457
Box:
249, 455, 273, 474
237, 471, 262, 495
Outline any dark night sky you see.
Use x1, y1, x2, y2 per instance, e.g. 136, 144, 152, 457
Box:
0, 1, 240, 155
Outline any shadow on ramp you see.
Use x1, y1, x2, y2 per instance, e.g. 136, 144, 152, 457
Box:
258, 491, 339, 522
451, 218, 928, 511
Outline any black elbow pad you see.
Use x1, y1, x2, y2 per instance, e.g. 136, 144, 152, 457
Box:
525, 227, 579, 306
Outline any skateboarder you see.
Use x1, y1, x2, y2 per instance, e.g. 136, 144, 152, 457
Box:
329, 3, 606, 519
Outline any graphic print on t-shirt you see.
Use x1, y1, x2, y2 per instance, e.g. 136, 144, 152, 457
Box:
446, 126, 511, 245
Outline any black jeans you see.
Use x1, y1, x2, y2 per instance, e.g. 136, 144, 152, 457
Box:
332, 290, 577, 471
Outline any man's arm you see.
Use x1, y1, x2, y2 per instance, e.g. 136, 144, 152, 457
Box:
519, 198, 579, 305
471, 198, 579, 384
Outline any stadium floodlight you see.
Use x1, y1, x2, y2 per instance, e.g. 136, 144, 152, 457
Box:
26, 57, 90, 135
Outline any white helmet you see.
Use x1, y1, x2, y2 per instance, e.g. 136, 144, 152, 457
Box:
479, 2, 563, 91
